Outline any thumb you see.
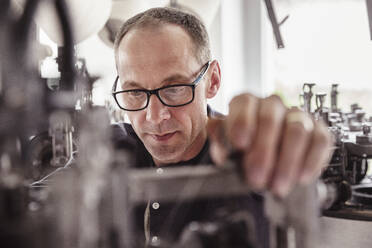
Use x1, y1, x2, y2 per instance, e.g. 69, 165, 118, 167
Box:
207, 118, 231, 166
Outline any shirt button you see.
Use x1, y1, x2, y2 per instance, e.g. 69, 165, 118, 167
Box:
151, 236, 159, 244
152, 202, 160, 210
156, 168, 164, 174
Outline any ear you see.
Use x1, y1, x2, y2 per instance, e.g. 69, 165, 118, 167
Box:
205, 60, 221, 99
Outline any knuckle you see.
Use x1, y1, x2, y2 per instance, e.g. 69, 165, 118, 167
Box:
261, 97, 287, 121
259, 111, 280, 130
247, 151, 270, 169
229, 93, 256, 109
266, 94, 285, 108
227, 94, 258, 133
286, 110, 314, 134
290, 106, 301, 111
230, 117, 249, 131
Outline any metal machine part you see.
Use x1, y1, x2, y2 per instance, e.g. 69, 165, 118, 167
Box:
175, 212, 257, 248
330, 84, 339, 113
315, 93, 326, 112
302, 83, 316, 113
50, 107, 116, 248
366, 0, 372, 40
49, 111, 74, 167
264, 0, 288, 49
356, 124, 372, 145
315, 92, 328, 121
124, 162, 336, 248
300, 83, 372, 185
265, 185, 319, 248
299, 83, 372, 224
0, 1, 78, 248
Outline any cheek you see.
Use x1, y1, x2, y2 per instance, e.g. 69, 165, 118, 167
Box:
193, 88, 208, 116
195, 83, 209, 107
178, 98, 208, 134
170, 109, 191, 129
127, 112, 144, 130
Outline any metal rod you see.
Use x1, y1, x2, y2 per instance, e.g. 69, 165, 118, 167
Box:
366, 0, 372, 40
264, 0, 285, 49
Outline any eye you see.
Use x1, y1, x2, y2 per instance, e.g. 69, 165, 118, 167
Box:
127, 90, 145, 97
163, 86, 186, 95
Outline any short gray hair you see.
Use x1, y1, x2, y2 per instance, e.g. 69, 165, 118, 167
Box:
114, 7, 211, 65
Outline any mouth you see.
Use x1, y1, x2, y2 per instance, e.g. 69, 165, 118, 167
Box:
150, 131, 177, 142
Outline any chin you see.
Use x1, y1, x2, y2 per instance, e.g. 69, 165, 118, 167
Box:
147, 145, 185, 165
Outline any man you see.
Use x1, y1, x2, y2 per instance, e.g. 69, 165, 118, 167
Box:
112, 7, 332, 247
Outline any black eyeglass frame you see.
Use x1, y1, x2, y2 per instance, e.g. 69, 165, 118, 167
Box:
112, 61, 211, 111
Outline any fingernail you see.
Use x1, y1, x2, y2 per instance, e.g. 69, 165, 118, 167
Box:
299, 170, 313, 185
271, 175, 292, 198
273, 182, 291, 198
247, 166, 266, 189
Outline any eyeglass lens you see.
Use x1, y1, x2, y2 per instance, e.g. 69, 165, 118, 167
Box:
115, 85, 194, 110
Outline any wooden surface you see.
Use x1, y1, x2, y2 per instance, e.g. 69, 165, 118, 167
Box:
318, 216, 372, 248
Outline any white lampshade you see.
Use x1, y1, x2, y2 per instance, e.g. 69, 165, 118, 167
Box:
13, 0, 112, 45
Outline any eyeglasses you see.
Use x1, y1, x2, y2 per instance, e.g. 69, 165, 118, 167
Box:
112, 61, 210, 111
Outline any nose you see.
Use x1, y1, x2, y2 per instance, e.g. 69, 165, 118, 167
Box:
145, 94, 171, 124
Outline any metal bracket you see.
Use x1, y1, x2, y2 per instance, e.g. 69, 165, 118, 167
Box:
263, 0, 288, 49
366, 0, 372, 40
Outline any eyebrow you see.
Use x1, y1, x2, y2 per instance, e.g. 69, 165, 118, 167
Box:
121, 81, 143, 89
162, 74, 191, 83
121, 73, 192, 90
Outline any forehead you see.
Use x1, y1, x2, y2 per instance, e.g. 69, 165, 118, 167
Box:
116, 24, 200, 86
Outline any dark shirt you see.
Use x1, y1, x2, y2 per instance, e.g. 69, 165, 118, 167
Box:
111, 107, 269, 248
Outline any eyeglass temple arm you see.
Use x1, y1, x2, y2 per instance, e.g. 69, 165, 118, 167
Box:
112, 76, 119, 93
194, 61, 211, 85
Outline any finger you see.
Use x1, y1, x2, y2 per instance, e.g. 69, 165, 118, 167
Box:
243, 95, 287, 190
299, 120, 333, 185
226, 93, 259, 150
207, 118, 230, 166
270, 110, 313, 197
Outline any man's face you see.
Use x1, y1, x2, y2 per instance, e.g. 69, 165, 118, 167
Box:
116, 24, 212, 165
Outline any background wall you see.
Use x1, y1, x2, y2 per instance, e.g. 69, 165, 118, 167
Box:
39, 0, 372, 116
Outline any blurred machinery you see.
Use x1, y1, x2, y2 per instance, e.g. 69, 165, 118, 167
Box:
0, 0, 371, 248
0, 1, 118, 248
300, 82, 372, 222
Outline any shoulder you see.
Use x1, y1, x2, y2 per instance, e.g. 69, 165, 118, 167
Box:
207, 105, 225, 119
111, 123, 137, 148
